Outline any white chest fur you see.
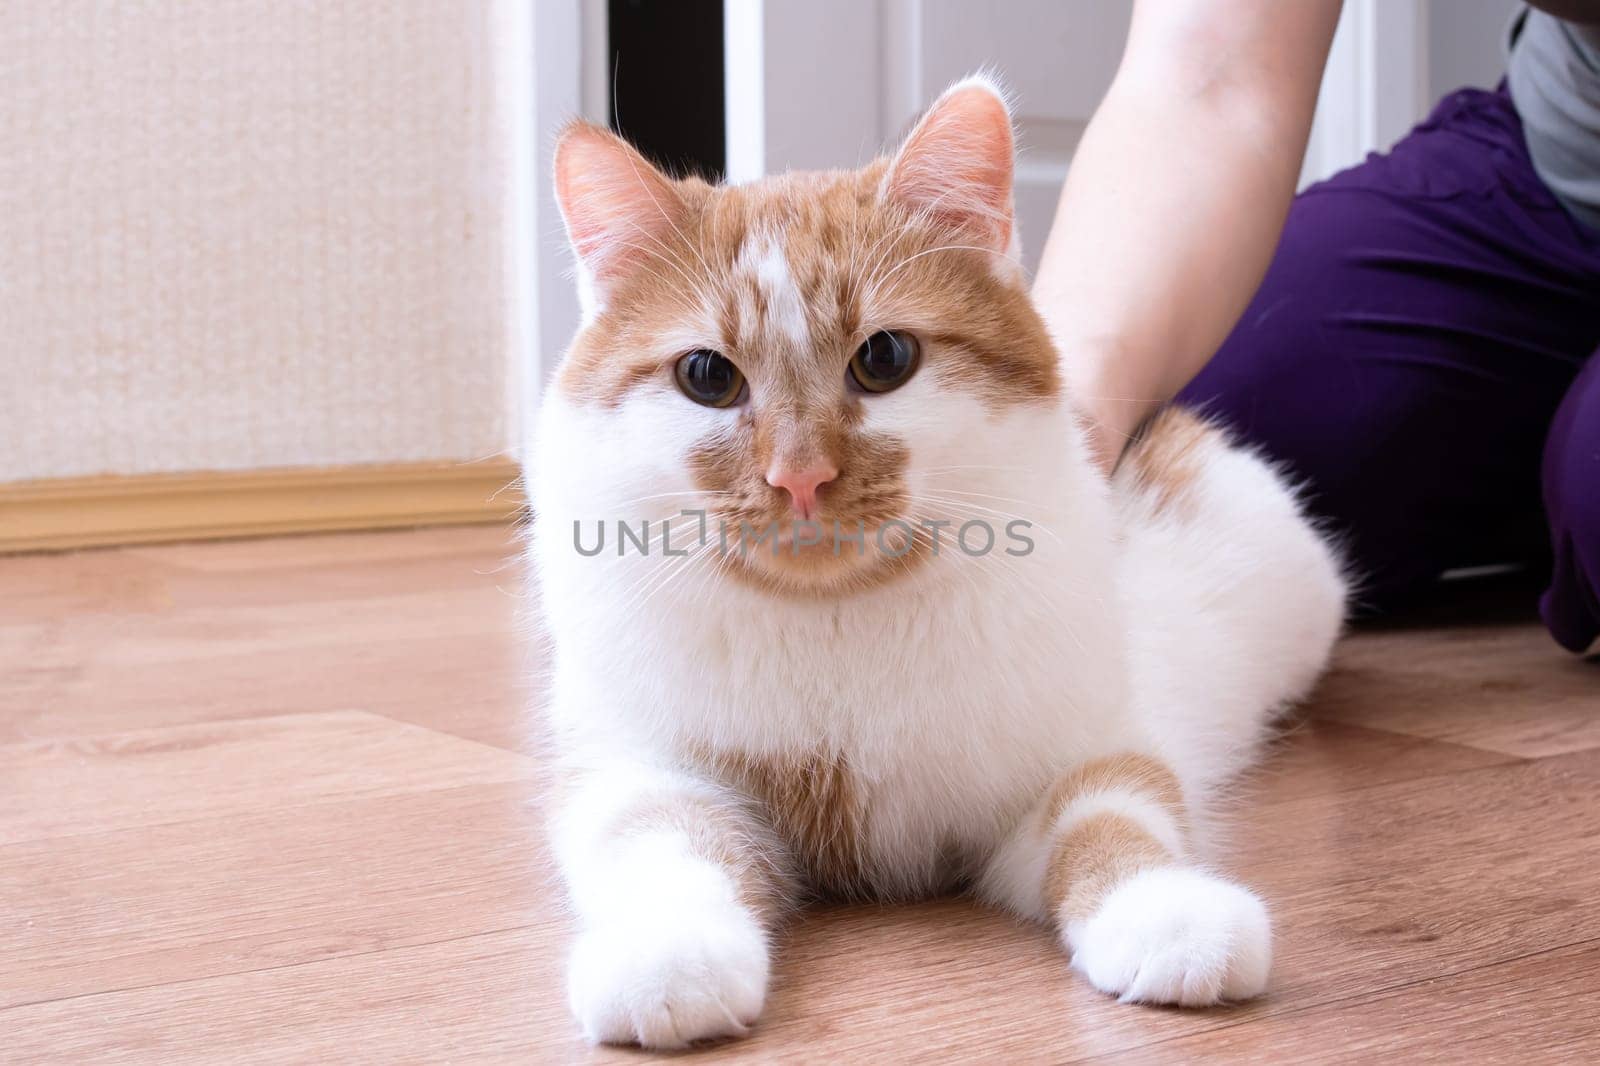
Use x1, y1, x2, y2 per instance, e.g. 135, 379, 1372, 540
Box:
531, 443, 1142, 894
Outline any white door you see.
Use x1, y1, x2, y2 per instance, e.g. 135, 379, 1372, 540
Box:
726, 0, 1130, 274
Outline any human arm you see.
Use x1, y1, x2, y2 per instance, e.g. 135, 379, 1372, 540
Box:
1031, 0, 1342, 471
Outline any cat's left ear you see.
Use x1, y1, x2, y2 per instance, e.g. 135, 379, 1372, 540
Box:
882, 75, 1017, 257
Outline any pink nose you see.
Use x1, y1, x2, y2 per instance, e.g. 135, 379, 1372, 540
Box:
766, 462, 838, 520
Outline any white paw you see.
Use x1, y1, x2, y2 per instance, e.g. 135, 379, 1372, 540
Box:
1067, 867, 1271, 1007
567, 897, 769, 1048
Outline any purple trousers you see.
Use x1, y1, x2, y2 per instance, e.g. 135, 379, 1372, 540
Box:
1178, 86, 1600, 653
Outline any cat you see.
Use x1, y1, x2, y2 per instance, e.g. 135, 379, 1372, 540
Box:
527, 76, 1347, 1048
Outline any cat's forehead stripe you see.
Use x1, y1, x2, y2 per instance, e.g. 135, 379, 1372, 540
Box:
736, 232, 811, 352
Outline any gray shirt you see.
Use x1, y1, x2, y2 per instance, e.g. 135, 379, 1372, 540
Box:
1508, 7, 1600, 231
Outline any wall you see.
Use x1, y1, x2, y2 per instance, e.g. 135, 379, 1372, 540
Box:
0, 1, 525, 483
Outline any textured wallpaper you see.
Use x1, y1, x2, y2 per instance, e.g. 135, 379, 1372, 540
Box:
0, 1, 520, 481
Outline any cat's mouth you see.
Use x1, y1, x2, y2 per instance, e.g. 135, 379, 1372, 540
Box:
706, 506, 931, 594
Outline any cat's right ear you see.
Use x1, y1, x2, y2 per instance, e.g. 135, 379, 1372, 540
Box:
882, 76, 1017, 257
553, 122, 685, 314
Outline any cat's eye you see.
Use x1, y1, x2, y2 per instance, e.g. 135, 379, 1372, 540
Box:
849, 330, 920, 394
674, 349, 746, 408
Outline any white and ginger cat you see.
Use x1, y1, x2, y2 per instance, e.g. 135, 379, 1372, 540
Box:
528, 77, 1346, 1048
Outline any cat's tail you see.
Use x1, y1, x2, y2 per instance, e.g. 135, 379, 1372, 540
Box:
1112, 408, 1349, 801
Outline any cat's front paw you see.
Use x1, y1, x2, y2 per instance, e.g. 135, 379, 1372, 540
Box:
1067, 867, 1271, 1007
567, 898, 769, 1048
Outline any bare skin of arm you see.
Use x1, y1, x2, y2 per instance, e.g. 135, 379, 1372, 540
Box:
1032, 0, 1342, 471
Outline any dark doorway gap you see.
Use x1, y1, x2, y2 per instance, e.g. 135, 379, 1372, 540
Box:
607, 0, 726, 182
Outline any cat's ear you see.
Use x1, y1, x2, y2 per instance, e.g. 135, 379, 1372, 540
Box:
554, 122, 686, 311
882, 76, 1017, 256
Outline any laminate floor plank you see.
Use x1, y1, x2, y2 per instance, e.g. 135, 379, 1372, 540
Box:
1100, 940, 1600, 1065
1316, 626, 1600, 757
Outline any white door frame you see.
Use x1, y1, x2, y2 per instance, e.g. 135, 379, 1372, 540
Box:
521, 0, 604, 448
724, 0, 886, 182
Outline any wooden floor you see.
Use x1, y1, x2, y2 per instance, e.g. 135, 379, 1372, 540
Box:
3, 526, 1597, 1063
